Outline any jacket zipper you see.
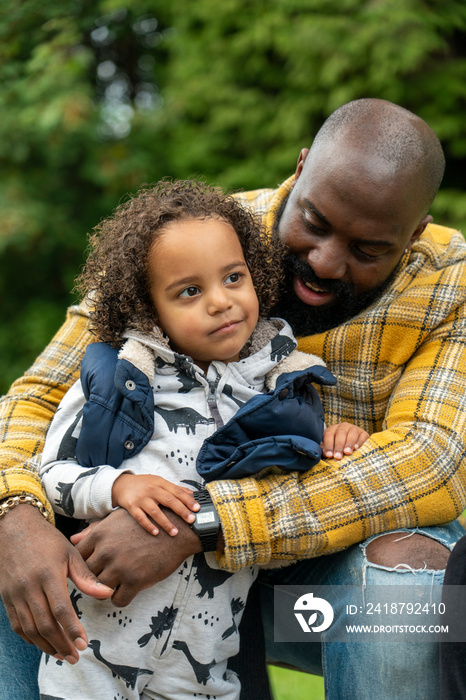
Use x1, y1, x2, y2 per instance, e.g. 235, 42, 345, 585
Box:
207, 371, 224, 430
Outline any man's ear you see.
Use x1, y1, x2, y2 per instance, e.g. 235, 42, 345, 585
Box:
293, 148, 310, 184
407, 214, 433, 249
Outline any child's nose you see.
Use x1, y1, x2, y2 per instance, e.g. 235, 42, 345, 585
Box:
207, 287, 232, 314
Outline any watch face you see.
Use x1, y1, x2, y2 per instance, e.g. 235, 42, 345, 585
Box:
193, 506, 220, 534
191, 490, 220, 550
197, 511, 217, 525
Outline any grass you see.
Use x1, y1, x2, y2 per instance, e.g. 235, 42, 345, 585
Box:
267, 666, 325, 700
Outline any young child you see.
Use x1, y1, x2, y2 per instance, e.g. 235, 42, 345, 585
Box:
39, 180, 369, 700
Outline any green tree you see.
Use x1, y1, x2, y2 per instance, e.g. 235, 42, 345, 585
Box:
0, 0, 173, 391
162, 0, 466, 225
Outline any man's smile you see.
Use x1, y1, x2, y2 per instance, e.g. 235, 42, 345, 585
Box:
304, 280, 327, 293
271, 249, 399, 336
293, 275, 335, 307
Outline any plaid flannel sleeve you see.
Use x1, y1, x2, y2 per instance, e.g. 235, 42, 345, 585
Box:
0, 302, 93, 520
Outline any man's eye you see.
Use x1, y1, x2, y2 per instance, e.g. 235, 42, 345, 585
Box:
303, 215, 326, 234
353, 247, 380, 260
179, 286, 200, 298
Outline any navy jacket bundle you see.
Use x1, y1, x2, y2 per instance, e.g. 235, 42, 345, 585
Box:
196, 366, 335, 481
75, 342, 336, 480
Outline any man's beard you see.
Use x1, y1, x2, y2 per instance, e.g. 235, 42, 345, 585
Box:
271, 254, 397, 336
270, 196, 399, 336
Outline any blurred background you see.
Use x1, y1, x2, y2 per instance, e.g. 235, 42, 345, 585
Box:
1, 1, 466, 696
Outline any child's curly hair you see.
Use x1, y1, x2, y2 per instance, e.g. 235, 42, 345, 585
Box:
76, 179, 285, 347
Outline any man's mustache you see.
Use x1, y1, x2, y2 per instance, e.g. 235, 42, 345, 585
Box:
284, 254, 356, 299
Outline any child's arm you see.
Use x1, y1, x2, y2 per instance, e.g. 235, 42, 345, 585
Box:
112, 474, 200, 537
40, 381, 200, 532
321, 423, 370, 460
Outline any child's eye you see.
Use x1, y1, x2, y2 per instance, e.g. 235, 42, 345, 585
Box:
225, 272, 242, 284
179, 286, 200, 298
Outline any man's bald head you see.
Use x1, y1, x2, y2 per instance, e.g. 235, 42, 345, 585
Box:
309, 98, 445, 217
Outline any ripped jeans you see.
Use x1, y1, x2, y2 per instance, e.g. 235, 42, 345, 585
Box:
259, 521, 464, 700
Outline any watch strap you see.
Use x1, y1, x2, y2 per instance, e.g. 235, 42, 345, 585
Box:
192, 489, 220, 552
193, 488, 214, 508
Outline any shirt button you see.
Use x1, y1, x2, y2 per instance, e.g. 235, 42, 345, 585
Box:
124, 440, 135, 450
125, 380, 136, 391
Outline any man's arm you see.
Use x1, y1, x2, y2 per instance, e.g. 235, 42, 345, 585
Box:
0, 302, 94, 507
208, 305, 466, 571
0, 506, 113, 660
0, 301, 114, 660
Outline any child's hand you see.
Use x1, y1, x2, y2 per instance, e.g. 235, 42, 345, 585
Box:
111, 474, 200, 536
321, 422, 370, 460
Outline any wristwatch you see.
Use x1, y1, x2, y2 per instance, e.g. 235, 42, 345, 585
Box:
191, 489, 220, 551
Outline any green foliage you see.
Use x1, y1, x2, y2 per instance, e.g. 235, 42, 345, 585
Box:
1, 0, 466, 392
0, 0, 173, 392
160, 0, 466, 204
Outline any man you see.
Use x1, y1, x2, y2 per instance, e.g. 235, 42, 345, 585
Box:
1, 98, 465, 699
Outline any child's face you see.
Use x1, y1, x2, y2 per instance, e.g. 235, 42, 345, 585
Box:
148, 217, 259, 372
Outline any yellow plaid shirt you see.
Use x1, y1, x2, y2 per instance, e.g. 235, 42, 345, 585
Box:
2, 176, 466, 570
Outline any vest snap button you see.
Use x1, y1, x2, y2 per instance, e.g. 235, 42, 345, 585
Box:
124, 440, 135, 450
125, 380, 136, 391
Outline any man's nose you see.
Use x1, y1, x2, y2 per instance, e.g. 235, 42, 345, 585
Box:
307, 241, 347, 280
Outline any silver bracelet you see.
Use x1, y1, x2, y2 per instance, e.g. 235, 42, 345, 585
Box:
0, 493, 49, 520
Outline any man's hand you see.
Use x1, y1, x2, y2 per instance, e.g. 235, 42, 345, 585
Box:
0, 505, 113, 661
72, 507, 202, 607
